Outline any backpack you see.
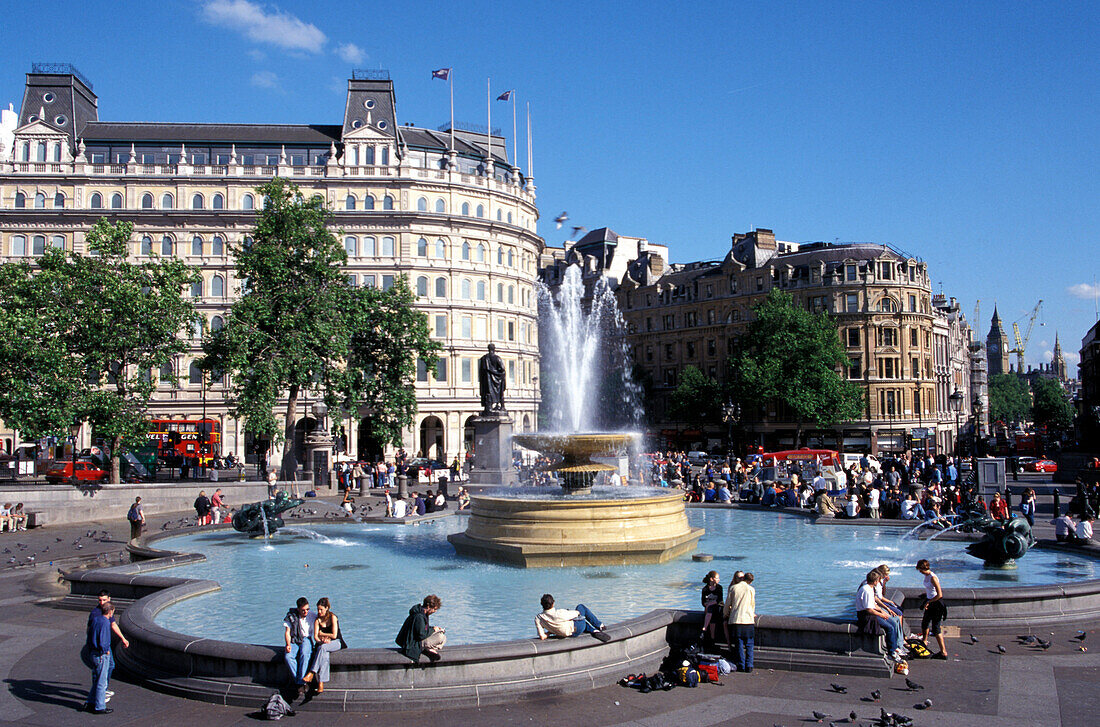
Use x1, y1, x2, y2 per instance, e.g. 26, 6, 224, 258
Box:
127, 504, 140, 522
906, 638, 931, 659
263, 692, 295, 720
676, 664, 700, 687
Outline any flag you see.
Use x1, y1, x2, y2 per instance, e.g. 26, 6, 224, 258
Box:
496, 90, 512, 101
432, 68, 451, 80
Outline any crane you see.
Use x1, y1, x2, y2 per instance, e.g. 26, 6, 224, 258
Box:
1010, 300, 1043, 372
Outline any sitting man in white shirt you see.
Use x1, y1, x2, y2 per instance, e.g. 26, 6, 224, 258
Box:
535, 594, 611, 642
1073, 514, 1094, 543
391, 496, 408, 519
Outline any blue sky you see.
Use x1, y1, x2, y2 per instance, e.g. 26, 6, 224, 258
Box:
3, 1, 1098, 369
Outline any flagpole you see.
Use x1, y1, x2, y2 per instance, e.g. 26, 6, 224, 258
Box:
511, 92, 517, 170
449, 71, 455, 153
526, 101, 533, 179
486, 77, 492, 170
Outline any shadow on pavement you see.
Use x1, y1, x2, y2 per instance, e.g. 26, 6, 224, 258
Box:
5, 677, 87, 710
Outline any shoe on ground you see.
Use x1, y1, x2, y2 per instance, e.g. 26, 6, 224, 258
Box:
932, 652, 948, 660
91, 708, 114, 715
104, 691, 114, 698
592, 630, 612, 643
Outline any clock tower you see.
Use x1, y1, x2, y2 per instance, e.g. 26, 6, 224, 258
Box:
986, 306, 1010, 376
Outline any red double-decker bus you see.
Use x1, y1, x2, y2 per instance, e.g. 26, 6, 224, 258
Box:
147, 419, 221, 467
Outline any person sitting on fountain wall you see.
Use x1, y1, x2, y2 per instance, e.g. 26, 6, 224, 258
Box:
433, 489, 447, 511
872, 565, 906, 635
855, 570, 905, 661
1072, 514, 1094, 544
1053, 511, 1075, 542
989, 492, 1009, 521
703, 482, 716, 502
283, 597, 316, 697
900, 491, 926, 521
390, 492, 407, 518
424, 489, 436, 514
413, 492, 426, 517
716, 481, 733, 503
916, 559, 948, 660
814, 489, 840, 518
534, 594, 612, 642
396, 594, 446, 662
841, 490, 861, 519
457, 488, 471, 510
302, 597, 344, 694
700, 571, 724, 645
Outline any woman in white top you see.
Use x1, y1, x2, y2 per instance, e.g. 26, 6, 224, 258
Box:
916, 559, 948, 659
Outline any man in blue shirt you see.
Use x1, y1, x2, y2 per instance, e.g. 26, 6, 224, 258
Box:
84, 601, 129, 714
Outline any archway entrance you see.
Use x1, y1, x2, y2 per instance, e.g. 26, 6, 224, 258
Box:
293, 417, 318, 473
464, 416, 477, 458
357, 416, 386, 462
419, 416, 444, 460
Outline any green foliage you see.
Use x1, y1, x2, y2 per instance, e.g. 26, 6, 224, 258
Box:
203, 178, 438, 471
668, 366, 723, 425
988, 373, 1031, 424
0, 219, 198, 482
1031, 376, 1073, 434
729, 289, 864, 442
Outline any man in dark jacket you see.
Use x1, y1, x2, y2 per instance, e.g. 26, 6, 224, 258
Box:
395, 594, 445, 662
194, 490, 211, 525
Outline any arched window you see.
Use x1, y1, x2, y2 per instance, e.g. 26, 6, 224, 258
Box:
416, 276, 428, 296
53, 143, 62, 162
435, 277, 446, 297
191, 236, 203, 256
417, 238, 428, 256
476, 204, 484, 218
461, 202, 470, 216
192, 193, 204, 209
90, 192, 103, 209
507, 249, 514, 267
161, 193, 173, 209
497, 283, 504, 302
435, 198, 445, 213
364, 195, 375, 210
14, 192, 25, 208
362, 236, 376, 256
476, 243, 486, 262
161, 235, 174, 256
345, 236, 358, 257
381, 236, 395, 255
507, 211, 513, 224
189, 362, 203, 385
364, 146, 375, 165
241, 194, 254, 210
508, 285, 514, 304
461, 241, 470, 260
212, 193, 224, 209
49, 235, 65, 250
141, 236, 153, 256
36, 142, 46, 162
498, 248, 504, 265
435, 239, 446, 258
20, 143, 29, 162
34, 193, 45, 209
10, 236, 26, 256
31, 236, 45, 255
191, 278, 203, 298
460, 279, 471, 299
159, 362, 175, 386
54, 192, 64, 209
210, 315, 224, 331
345, 195, 356, 210
382, 195, 394, 210
111, 193, 123, 209
476, 280, 486, 301
212, 236, 224, 255
211, 275, 225, 297
496, 209, 502, 221
141, 193, 154, 209
417, 197, 428, 212
878, 297, 898, 312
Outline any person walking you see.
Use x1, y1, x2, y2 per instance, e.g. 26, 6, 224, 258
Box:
126, 496, 145, 540
83, 601, 128, 714
722, 571, 756, 672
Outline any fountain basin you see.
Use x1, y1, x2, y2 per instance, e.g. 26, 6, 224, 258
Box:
448, 486, 703, 567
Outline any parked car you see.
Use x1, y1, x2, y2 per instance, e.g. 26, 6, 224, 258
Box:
840, 453, 882, 473
45, 459, 109, 485
1015, 456, 1037, 469
405, 458, 447, 480
1025, 459, 1058, 473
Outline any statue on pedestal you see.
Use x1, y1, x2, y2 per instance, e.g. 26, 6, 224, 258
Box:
478, 343, 507, 414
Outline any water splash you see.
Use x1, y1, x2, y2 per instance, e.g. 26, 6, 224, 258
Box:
537, 265, 642, 431
281, 527, 357, 547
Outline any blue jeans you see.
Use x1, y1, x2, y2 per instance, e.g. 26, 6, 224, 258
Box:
874, 614, 902, 653
86, 650, 113, 711
285, 641, 313, 684
570, 603, 603, 635
733, 624, 754, 671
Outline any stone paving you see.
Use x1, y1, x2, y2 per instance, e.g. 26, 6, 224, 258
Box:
0, 493, 1096, 726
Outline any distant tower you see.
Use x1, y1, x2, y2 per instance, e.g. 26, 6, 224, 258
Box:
1052, 332, 1067, 383
986, 306, 1010, 376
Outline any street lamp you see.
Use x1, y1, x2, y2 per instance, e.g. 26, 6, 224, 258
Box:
722, 402, 741, 456
70, 418, 82, 482
971, 396, 984, 457
949, 388, 964, 457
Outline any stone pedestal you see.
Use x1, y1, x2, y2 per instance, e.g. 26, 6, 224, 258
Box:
468, 412, 516, 487
304, 433, 333, 490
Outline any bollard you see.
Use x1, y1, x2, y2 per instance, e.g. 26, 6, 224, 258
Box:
1053, 488, 1061, 517
397, 474, 408, 499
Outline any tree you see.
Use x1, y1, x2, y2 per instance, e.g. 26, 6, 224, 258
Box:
203, 178, 438, 478
729, 289, 864, 447
1031, 377, 1073, 435
668, 366, 723, 426
988, 373, 1031, 424
0, 219, 198, 483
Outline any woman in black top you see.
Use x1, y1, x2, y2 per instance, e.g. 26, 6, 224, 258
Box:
700, 570, 724, 645
303, 597, 343, 694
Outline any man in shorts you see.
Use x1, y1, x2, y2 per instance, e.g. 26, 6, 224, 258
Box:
917, 559, 948, 660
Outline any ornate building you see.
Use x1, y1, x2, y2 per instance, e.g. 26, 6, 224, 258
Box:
986, 307, 1010, 377
0, 64, 543, 464
549, 227, 973, 454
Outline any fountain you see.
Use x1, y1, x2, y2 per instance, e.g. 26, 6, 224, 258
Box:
448, 265, 702, 567
230, 491, 303, 537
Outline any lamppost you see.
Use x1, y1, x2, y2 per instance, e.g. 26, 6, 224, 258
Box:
70, 418, 82, 483
722, 402, 741, 457
971, 396, 984, 457
949, 388, 964, 457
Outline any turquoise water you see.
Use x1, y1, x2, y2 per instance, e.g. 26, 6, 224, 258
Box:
154, 509, 1097, 648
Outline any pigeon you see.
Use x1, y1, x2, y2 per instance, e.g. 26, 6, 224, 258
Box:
76, 544, 83, 550
570, 225, 587, 240
997, 644, 1006, 654
969, 633, 979, 644
55, 538, 62, 543
916, 698, 932, 710
1019, 635, 1037, 644
2, 549, 9, 555
811, 711, 829, 723
1073, 632, 1087, 642
554, 211, 569, 229
830, 683, 848, 693
7, 557, 15, 564
86, 530, 95, 538
849, 711, 857, 723
904, 678, 923, 691
1037, 639, 1052, 650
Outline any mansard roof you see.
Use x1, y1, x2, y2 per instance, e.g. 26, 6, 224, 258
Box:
80, 122, 343, 145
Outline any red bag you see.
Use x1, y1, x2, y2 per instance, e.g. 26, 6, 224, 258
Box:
698, 663, 719, 682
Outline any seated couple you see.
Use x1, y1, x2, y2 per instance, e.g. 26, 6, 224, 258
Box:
283, 597, 346, 698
